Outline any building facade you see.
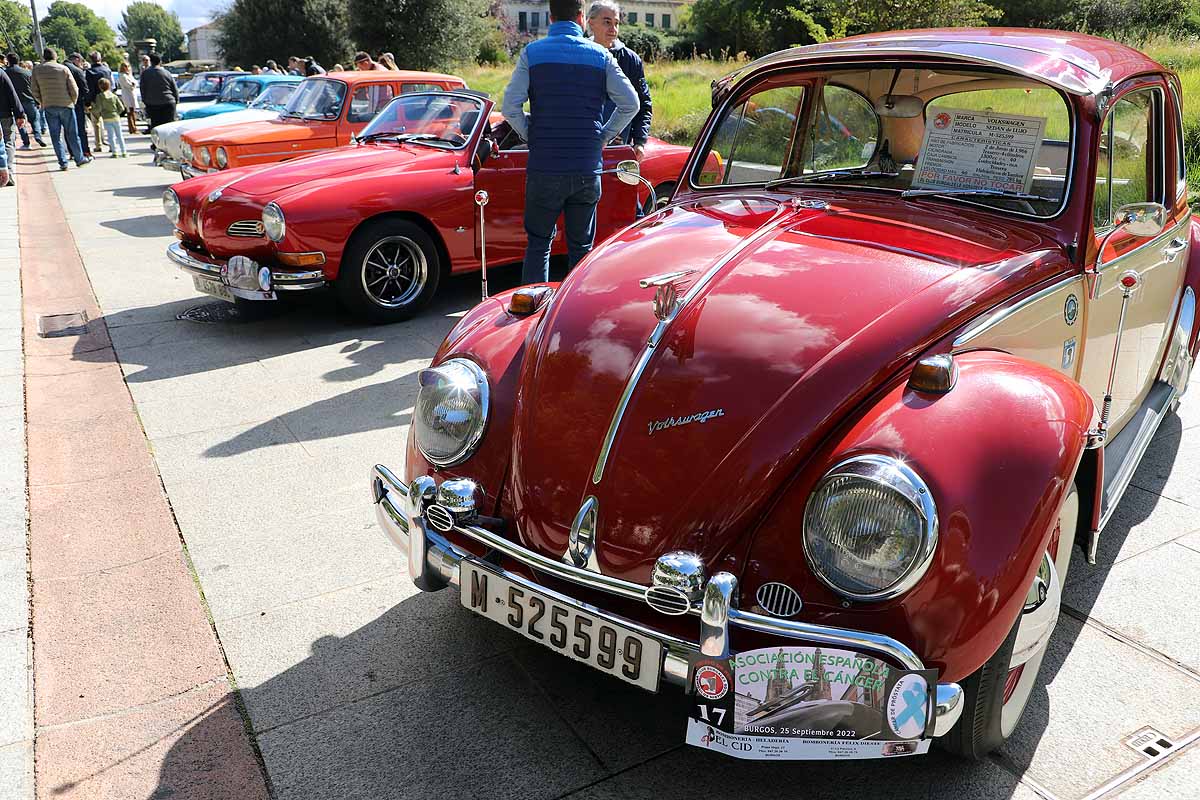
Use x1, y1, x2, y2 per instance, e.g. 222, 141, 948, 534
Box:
503, 1, 690, 36
187, 22, 222, 63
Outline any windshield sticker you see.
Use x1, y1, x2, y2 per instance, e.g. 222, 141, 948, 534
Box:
685, 647, 938, 760
912, 109, 1046, 194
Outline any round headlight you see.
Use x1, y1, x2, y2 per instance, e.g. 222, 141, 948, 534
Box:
162, 188, 181, 225
181, 141, 193, 160
802, 455, 937, 601
262, 202, 286, 242
414, 358, 489, 467
199, 147, 211, 166
215, 147, 228, 168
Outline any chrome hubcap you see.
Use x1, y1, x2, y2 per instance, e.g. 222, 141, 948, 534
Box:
362, 236, 427, 308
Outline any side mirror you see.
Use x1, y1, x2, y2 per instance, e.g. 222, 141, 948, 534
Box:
615, 159, 640, 186
1112, 202, 1168, 239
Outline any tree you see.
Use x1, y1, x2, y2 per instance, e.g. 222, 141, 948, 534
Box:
40, 1, 121, 64
120, 1, 185, 61
830, 0, 1000, 35
217, 0, 352, 69
347, 0, 487, 72
0, 0, 34, 59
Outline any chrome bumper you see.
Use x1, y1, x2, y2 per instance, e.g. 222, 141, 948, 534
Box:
179, 163, 218, 180
166, 241, 326, 299
370, 464, 965, 738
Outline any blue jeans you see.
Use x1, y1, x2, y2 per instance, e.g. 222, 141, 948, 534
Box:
19, 100, 43, 145
103, 120, 125, 155
521, 173, 602, 283
43, 106, 83, 166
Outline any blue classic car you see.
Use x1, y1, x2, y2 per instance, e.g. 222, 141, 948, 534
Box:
177, 71, 244, 106
180, 74, 303, 120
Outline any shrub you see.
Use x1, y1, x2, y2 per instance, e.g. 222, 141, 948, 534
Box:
622, 27, 664, 61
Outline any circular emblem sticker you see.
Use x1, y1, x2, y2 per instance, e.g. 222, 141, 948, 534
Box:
933, 112, 952, 130
694, 665, 729, 700
886, 674, 929, 739
1064, 294, 1079, 326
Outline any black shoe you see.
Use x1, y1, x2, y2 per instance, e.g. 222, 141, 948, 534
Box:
34, 139, 45, 147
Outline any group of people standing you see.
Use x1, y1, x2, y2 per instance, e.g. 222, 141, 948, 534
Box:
501, 0, 653, 283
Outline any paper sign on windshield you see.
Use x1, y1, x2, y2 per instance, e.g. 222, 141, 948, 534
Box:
912, 109, 1046, 194
686, 646, 938, 760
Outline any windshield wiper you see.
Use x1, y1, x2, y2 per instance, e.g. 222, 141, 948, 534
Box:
766, 170, 899, 189
900, 187, 1054, 202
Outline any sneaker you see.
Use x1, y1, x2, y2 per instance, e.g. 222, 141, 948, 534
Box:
120, 153, 128, 158
111, 153, 118, 159
59, 163, 67, 171
18, 143, 29, 150
77, 157, 91, 166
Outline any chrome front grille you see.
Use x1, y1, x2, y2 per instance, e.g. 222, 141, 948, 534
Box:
644, 585, 691, 616
756, 582, 803, 618
228, 220, 265, 238
425, 504, 455, 533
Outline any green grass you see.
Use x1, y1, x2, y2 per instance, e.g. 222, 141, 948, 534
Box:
461, 40, 1200, 199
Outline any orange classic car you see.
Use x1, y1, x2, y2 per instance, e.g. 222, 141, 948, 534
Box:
178, 70, 466, 177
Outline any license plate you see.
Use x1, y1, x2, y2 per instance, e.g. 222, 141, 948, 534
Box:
460, 561, 662, 692
192, 274, 234, 302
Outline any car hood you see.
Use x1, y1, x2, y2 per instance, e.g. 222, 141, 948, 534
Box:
217, 143, 450, 199
184, 117, 332, 146
509, 193, 1066, 583
160, 111, 280, 157
181, 101, 246, 119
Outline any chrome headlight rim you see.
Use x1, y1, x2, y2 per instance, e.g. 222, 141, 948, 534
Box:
181, 141, 193, 160
262, 202, 286, 242
215, 147, 228, 169
802, 454, 938, 602
415, 357, 490, 468
199, 147, 212, 166
162, 188, 181, 225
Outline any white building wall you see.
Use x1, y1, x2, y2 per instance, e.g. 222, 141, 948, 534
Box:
504, 1, 689, 36
187, 25, 222, 62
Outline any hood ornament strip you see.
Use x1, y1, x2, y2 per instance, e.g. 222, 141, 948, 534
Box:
590, 202, 797, 484
640, 269, 695, 322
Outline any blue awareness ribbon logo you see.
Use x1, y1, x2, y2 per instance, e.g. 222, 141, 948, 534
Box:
895, 687, 926, 730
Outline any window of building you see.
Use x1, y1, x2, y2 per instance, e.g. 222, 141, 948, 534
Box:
518, 11, 527, 32
627, 12, 637, 23
646, 13, 654, 27
662, 14, 671, 28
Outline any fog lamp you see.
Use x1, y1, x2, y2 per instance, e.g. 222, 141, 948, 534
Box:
224, 255, 263, 290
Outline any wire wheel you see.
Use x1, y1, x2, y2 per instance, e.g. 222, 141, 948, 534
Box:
361, 236, 428, 309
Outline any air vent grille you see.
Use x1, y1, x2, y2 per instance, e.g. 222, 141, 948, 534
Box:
756, 582, 803, 618
228, 220, 265, 237
425, 504, 455, 533
644, 585, 691, 616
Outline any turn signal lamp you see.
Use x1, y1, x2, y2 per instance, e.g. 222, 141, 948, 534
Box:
508, 286, 554, 316
277, 251, 326, 267
908, 354, 957, 394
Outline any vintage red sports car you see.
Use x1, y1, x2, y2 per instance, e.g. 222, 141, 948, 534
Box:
163, 91, 701, 321
371, 29, 1197, 761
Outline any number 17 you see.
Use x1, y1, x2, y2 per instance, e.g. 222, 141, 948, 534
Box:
695, 705, 726, 725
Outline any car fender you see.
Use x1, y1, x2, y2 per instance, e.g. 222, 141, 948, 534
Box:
1181, 217, 1200, 357
740, 350, 1094, 682
404, 288, 559, 514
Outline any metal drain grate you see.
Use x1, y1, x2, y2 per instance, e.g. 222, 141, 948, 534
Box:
36, 311, 88, 338
1124, 727, 1176, 760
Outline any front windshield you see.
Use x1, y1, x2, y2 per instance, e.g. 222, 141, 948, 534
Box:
283, 78, 347, 120
183, 74, 222, 94
693, 66, 1073, 217
218, 79, 260, 105
250, 83, 298, 111
357, 94, 486, 148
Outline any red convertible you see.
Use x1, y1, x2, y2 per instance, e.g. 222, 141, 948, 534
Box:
372, 29, 1197, 761
163, 91, 699, 321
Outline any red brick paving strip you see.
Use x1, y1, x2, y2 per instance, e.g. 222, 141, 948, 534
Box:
16, 151, 270, 798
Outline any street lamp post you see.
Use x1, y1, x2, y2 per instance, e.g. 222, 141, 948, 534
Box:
29, 0, 44, 55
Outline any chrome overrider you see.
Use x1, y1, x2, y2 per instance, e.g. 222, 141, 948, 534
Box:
371, 465, 966, 738
166, 241, 326, 298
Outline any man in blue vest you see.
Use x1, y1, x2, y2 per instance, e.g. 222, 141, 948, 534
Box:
501, 0, 639, 283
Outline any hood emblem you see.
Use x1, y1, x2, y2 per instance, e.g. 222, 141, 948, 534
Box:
564, 496, 601, 573
639, 269, 695, 321
648, 408, 725, 436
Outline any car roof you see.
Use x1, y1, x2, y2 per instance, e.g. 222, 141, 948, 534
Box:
717, 28, 1166, 98
230, 74, 302, 85
321, 70, 465, 86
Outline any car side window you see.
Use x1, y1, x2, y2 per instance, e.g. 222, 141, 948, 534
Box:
806, 85, 877, 173
1093, 88, 1162, 229
402, 83, 444, 94
347, 84, 395, 123
703, 86, 805, 185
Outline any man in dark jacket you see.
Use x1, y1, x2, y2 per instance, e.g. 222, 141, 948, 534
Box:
586, 2, 652, 161
84, 51, 113, 152
501, 0, 638, 283
0, 68, 25, 185
5, 53, 44, 148
138, 52, 178, 132
65, 53, 91, 158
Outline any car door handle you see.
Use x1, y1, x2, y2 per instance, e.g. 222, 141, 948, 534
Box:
1162, 237, 1188, 261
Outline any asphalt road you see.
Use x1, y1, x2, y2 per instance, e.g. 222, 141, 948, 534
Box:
21, 132, 1200, 799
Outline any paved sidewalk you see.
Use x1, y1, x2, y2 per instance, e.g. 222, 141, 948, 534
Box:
0, 177, 32, 799
20, 134, 1200, 799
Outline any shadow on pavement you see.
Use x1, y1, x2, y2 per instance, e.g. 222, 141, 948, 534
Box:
100, 214, 176, 238
108, 184, 173, 200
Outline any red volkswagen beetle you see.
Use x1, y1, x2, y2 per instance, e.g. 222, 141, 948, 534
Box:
372, 29, 1197, 761
163, 91, 703, 321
